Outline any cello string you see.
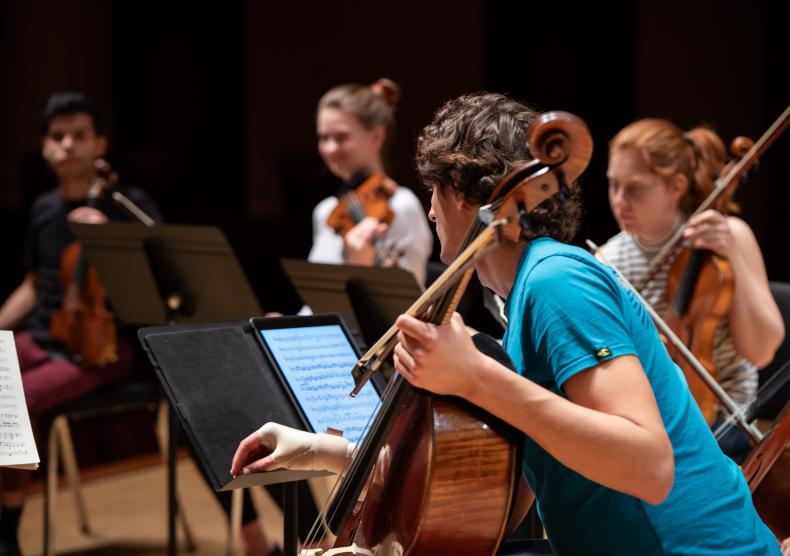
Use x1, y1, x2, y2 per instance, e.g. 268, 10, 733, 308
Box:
300, 372, 401, 551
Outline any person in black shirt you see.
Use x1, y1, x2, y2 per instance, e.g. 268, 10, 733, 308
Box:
0, 92, 164, 555
0, 92, 284, 556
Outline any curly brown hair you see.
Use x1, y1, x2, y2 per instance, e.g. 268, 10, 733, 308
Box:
415, 92, 582, 243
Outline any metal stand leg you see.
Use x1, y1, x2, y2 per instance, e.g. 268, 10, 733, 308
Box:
227, 488, 243, 556
44, 419, 60, 556
157, 401, 196, 553
169, 403, 178, 556
283, 482, 299, 556
57, 418, 91, 534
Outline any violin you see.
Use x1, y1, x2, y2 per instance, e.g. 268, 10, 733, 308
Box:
48, 159, 118, 367
325, 172, 400, 266
307, 112, 593, 555
663, 136, 753, 424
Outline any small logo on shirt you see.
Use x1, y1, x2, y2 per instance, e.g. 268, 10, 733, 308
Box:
595, 347, 611, 359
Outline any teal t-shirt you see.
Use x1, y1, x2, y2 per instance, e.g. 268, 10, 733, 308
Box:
502, 238, 778, 556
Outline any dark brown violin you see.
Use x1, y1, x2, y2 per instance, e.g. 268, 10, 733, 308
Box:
326, 172, 399, 266
312, 112, 593, 556
48, 159, 118, 367
663, 136, 752, 424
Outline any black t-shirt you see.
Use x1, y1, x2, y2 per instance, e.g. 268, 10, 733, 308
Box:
23, 186, 163, 345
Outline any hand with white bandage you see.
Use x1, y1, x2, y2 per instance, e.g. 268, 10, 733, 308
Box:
230, 422, 354, 477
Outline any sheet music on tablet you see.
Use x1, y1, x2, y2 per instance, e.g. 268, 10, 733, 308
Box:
258, 324, 380, 444
0, 331, 40, 470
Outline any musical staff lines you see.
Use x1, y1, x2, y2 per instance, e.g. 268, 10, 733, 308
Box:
260, 325, 380, 444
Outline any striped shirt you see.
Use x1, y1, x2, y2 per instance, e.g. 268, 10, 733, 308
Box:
600, 228, 757, 406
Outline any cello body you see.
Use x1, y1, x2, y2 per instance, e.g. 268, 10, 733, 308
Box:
335, 390, 517, 556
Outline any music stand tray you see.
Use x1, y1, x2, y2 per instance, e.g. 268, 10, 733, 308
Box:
281, 258, 423, 345
139, 321, 329, 492
70, 222, 262, 325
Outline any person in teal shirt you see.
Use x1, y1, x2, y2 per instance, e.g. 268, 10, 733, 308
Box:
392, 92, 780, 555
231, 92, 781, 555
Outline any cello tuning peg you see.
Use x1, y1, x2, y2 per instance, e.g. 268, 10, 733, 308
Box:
517, 201, 530, 231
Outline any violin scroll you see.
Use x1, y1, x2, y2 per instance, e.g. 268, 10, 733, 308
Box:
87, 158, 119, 203
729, 136, 754, 158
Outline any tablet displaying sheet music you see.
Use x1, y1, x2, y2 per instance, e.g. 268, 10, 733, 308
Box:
250, 315, 381, 444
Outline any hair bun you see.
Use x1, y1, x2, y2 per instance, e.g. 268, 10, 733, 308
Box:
370, 78, 401, 108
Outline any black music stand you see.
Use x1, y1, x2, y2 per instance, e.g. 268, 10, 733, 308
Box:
281, 258, 423, 347
138, 321, 331, 556
70, 222, 261, 325
71, 222, 265, 555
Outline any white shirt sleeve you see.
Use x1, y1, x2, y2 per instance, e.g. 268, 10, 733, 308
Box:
307, 196, 345, 265
384, 187, 433, 286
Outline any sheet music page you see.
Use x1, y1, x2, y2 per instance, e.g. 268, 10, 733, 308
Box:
0, 331, 39, 469
260, 325, 381, 444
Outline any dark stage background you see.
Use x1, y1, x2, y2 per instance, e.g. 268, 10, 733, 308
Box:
1, 0, 788, 314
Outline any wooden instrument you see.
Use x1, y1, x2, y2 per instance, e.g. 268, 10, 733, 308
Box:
326, 172, 400, 266
48, 159, 118, 367
740, 399, 790, 539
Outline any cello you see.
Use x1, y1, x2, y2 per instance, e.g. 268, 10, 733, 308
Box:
740, 398, 790, 539
306, 112, 592, 555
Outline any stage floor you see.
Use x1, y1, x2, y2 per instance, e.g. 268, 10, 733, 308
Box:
18, 455, 294, 556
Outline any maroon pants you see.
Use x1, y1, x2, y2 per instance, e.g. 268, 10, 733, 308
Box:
0, 331, 131, 491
